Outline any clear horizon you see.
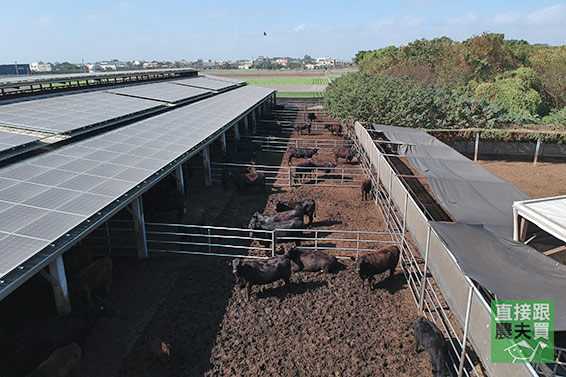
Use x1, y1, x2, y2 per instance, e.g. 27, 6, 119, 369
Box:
2, 0, 565, 64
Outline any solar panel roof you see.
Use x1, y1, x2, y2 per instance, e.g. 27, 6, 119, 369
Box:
107, 82, 211, 103
0, 91, 164, 134
0, 130, 40, 154
174, 76, 241, 91
0, 85, 274, 279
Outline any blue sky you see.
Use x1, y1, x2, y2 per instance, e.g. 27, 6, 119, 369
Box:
2, 0, 565, 63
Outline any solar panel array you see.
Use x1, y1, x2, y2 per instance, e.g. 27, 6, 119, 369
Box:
202, 74, 245, 84
0, 131, 40, 154
0, 92, 164, 134
0, 84, 274, 278
107, 82, 211, 103
174, 76, 240, 91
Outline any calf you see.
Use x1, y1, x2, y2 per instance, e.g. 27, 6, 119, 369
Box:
286, 147, 318, 165
26, 343, 81, 377
232, 253, 291, 298
324, 124, 343, 136
355, 245, 400, 286
361, 178, 372, 201
250, 207, 304, 225
287, 247, 337, 273
71, 256, 112, 307
147, 336, 171, 364
414, 317, 450, 377
229, 171, 266, 192
275, 199, 315, 224
306, 158, 336, 173
293, 122, 312, 135
332, 146, 357, 164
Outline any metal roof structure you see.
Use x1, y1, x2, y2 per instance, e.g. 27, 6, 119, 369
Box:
0, 91, 164, 134
0, 84, 274, 300
513, 195, 566, 243
0, 130, 40, 154
0, 68, 197, 87
106, 82, 212, 103
174, 76, 242, 91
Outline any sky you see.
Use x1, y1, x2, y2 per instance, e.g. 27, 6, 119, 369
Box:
2, 0, 566, 64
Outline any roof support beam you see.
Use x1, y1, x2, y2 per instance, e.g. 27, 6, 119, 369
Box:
174, 166, 187, 214
201, 145, 212, 187
219, 132, 227, 155
47, 255, 72, 315
241, 116, 249, 135
250, 110, 257, 134
131, 197, 148, 259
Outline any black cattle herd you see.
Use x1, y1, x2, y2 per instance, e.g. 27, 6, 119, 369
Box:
0, 112, 450, 376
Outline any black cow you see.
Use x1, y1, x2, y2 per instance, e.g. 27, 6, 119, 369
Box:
221, 164, 255, 189
307, 158, 336, 173
275, 199, 315, 224
361, 178, 372, 201
292, 160, 317, 184
248, 216, 304, 241
307, 112, 317, 122
332, 146, 357, 164
293, 122, 311, 135
5, 299, 116, 376
286, 147, 318, 165
250, 207, 304, 225
287, 246, 337, 273
324, 124, 343, 136
25, 343, 81, 377
232, 253, 292, 298
70, 257, 112, 307
355, 245, 400, 286
414, 317, 450, 377
227, 171, 266, 192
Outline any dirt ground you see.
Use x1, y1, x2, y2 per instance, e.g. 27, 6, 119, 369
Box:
478, 157, 566, 198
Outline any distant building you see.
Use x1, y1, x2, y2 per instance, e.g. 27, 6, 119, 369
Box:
274, 58, 288, 67
29, 62, 52, 73
238, 59, 253, 69
315, 57, 335, 68
86, 64, 102, 72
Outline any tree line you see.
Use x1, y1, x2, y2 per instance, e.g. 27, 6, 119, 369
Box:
324, 33, 566, 128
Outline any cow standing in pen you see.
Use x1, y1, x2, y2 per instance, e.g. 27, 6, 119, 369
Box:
414, 316, 450, 377
356, 245, 400, 287
361, 178, 372, 200
232, 253, 292, 298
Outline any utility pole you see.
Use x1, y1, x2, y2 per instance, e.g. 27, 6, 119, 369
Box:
14, 61, 18, 76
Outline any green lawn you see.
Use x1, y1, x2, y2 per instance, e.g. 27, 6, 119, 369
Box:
276, 92, 324, 98
244, 77, 328, 86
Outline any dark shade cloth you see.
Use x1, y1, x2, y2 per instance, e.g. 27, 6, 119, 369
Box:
431, 222, 566, 331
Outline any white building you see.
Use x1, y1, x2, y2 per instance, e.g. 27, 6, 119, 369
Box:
29, 62, 52, 72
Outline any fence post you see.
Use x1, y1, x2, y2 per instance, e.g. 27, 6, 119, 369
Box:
341, 168, 344, 185
271, 230, 276, 257
207, 228, 211, 253
401, 191, 408, 249
419, 227, 432, 310
315, 168, 318, 184
288, 167, 292, 187
356, 232, 361, 258
458, 286, 474, 377
105, 221, 112, 256
533, 135, 542, 165
474, 132, 480, 162
315, 230, 318, 252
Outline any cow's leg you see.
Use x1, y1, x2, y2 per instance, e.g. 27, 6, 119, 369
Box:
283, 276, 290, 286
414, 338, 420, 352
246, 283, 252, 299
389, 266, 396, 279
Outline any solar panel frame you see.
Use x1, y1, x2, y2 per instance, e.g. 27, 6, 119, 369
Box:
0, 84, 274, 288
107, 82, 211, 103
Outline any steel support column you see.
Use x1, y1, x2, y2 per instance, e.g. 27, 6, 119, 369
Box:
48, 255, 72, 315
201, 145, 212, 187
250, 110, 257, 134
174, 165, 186, 214
219, 132, 227, 154
131, 197, 148, 259
242, 116, 249, 135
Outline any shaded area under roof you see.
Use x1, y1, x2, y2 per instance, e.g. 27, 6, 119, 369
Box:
0, 91, 164, 134
0, 85, 274, 281
107, 82, 211, 103
431, 222, 566, 331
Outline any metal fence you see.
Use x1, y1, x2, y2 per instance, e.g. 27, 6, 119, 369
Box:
210, 162, 366, 188
353, 121, 538, 377
144, 222, 398, 260
241, 135, 351, 154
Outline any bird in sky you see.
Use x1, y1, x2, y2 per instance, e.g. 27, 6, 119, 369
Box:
263, 32, 267, 36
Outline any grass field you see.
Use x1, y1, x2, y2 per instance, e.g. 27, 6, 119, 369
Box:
276, 91, 324, 98
243, 77, 329, 86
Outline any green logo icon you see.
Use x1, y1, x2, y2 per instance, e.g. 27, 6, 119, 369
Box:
491, 300, 554, 363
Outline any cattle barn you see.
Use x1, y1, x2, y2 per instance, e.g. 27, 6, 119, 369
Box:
0, 69, 274, 316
